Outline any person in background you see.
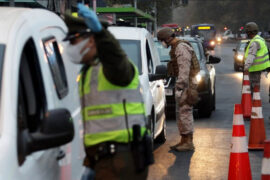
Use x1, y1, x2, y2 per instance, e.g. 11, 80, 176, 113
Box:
157, 27, 199, 152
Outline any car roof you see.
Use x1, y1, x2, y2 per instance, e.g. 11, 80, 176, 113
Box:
108, 26, 149, 40
0, 7, 67, 44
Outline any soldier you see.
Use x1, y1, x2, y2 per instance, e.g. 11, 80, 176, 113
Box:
63, 4, 152, 180
157, 27, 200, 152
244, 22, 270, 92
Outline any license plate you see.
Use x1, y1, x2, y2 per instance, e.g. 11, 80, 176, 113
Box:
165, 89, 173, 96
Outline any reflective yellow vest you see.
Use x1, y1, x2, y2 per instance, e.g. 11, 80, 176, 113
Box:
79, 64, 147, 147
244, 35, 270, 72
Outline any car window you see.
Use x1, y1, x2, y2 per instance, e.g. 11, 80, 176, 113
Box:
238, 42, 247, 52
17, 39, 47, 165
146, 41, 154, 74
118, 40, 142, 74
154, 41, 171, 64
190, 42, 201, 60
43, 37, 68, 99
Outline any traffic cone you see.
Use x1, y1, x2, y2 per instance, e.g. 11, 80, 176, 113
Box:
228, 104, 252, 180
241, 71, 252, 119
248, 85, 266, 150
262, 140, 270, 180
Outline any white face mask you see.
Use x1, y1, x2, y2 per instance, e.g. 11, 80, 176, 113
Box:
65, 38, 91, 64
161, 41, 168, 48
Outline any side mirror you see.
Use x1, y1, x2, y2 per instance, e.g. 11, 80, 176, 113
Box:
19, 109, 74, 156
207, 55, 221, 64
149, 65, 167, 81
233, 48, 236, 52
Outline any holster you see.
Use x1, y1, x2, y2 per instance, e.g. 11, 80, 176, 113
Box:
131, 125, 154, 173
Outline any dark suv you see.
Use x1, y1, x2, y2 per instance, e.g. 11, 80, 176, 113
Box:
154, 37, 221, 118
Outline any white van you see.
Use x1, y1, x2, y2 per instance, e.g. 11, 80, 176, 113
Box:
109, 27, 167, 142
0, 7, 84, 179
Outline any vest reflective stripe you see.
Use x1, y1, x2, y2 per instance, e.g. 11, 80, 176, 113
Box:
84, 114, 146, 134
245, 35, 270, 72
84, 127, 147, 147
79, 63, 146, 147
83, 103, 145, 121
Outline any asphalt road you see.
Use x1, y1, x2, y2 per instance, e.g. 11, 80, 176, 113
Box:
148, 42, 270, 180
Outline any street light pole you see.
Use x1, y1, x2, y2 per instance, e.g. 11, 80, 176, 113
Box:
93, 0, 96, 13
134, 0, 137, 27
9, 0, 15, 7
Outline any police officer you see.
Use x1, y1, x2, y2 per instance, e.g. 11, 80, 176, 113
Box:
157, 27, 199, 152
63, 4, 150, 179
244, 22, 270, 92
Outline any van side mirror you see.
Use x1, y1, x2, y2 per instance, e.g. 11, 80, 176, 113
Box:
232, 48, 236, 52
149, 65, 167, 81
19, 108, 74, 156
207, 55, 221, 64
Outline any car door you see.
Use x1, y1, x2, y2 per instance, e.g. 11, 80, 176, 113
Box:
38, 27, 84, 180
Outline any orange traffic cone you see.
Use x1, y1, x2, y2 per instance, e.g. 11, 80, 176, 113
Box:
241, 71, 252, 119
262, 140, 270, 180
248, 85, 266, 150
228, 104, 252, 180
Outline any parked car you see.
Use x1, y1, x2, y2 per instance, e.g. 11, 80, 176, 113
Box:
154, 37, 221, 118
109, 27, 167, 143
233, 40, 249, 71
0, 7, 85, 179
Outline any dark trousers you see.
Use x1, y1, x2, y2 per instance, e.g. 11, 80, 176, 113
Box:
84, 144, 148, 180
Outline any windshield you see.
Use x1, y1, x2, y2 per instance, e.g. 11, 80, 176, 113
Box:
154, 40, 201, 65
197, 30, 216, 40
238, 42, 248, 52
118, 40, 142, 74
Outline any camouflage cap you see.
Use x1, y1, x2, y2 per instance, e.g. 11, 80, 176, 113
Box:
157, 27, 175, 41
245, 22, 259, 33
63, 10, 92, 41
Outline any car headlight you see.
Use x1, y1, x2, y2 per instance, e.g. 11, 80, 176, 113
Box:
195, 70, 206, 83
210, 41, 215, 46
237, 54, 244, 61
196, 74, 202, 82
217, 37, 222, 42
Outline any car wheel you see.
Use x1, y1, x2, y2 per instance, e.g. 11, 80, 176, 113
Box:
155, 119, 166, 143
212, 81, 216, 111
234, 63, 239, 71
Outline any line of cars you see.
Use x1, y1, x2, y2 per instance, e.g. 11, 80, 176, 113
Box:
0, 7, 221, 179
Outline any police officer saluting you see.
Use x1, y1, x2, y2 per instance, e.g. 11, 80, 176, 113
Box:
63, 3, 152, 180
244, 22, 270, 92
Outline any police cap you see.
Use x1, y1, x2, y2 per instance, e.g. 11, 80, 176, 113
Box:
245, 22, 259, 33
63, 11, 92, 41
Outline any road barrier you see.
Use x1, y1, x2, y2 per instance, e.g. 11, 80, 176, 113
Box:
248, 85, 266, 150
241, 71, 252, 119
228, 104, 252, 180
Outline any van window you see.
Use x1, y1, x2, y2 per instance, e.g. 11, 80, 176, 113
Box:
17, 39, 47, 165
43, 37, 68, 99
118, 40, 142, 74
0, 44, 5, 134
146, 41, 154, 74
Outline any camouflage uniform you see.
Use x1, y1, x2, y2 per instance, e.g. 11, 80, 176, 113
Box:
169, 40, 197, 135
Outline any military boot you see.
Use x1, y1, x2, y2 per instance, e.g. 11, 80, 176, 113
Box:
170, 135, 188, 150
174, 134, 195, 152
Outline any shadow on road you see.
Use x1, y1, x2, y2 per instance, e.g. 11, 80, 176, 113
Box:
163, 150, 194, 180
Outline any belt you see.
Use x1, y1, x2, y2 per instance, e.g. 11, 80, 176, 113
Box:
85, 142, 130, 165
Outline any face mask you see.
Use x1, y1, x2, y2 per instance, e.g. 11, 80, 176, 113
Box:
65, 38, 91, 64
161, 41, 168, 48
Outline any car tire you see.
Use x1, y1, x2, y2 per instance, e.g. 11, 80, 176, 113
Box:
198, 83, 212, 118
212, 81, 216, 111
234, 63, 239, 71
155, 119, 166, 144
